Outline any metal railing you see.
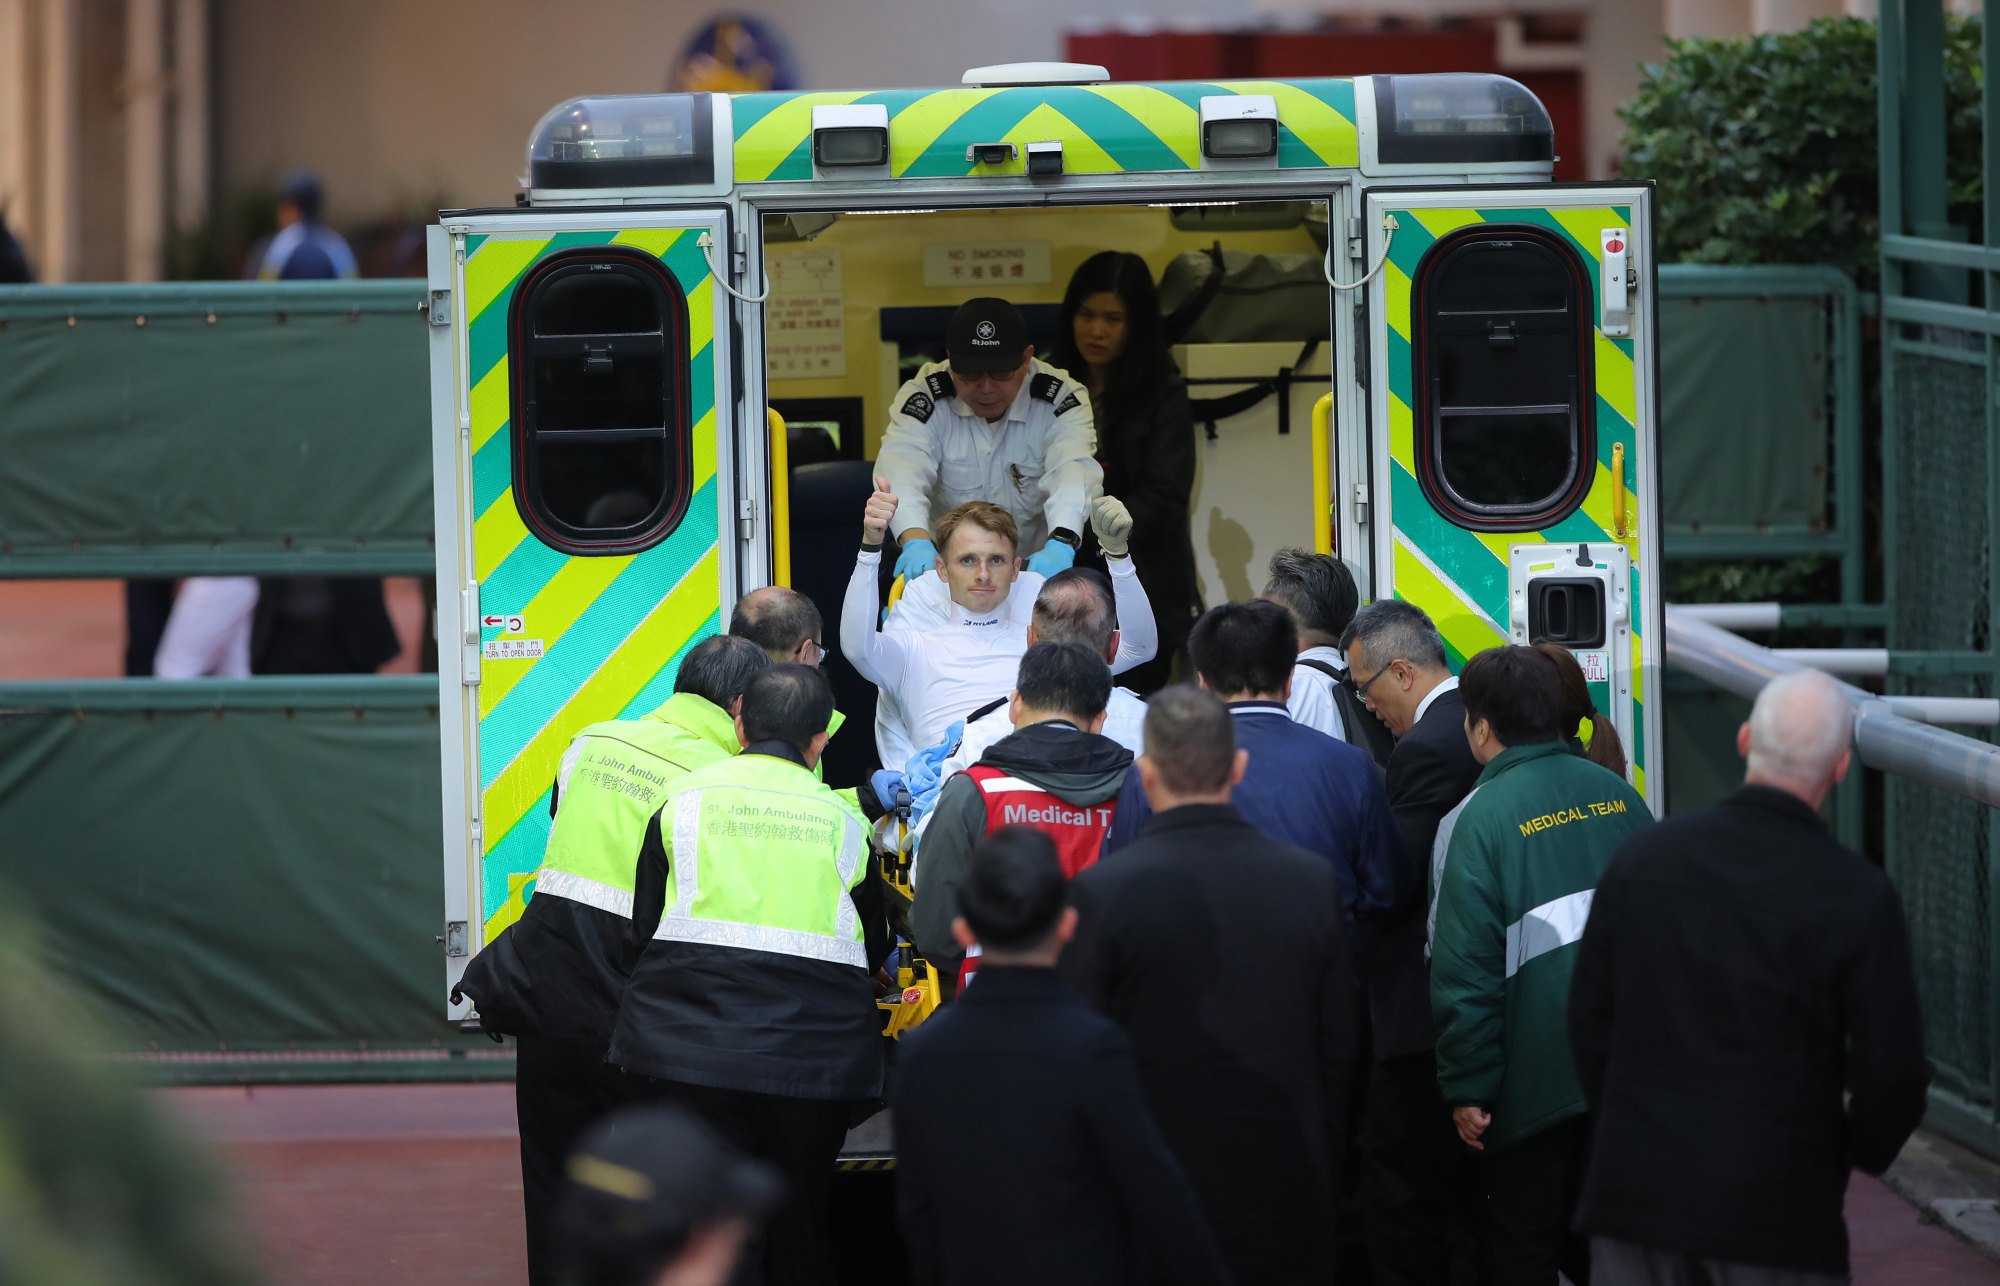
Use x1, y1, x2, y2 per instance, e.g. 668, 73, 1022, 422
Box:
1667, 607, 2000, 803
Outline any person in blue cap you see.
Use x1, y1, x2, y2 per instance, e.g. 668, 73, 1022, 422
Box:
874, 297, 1103, 584
248, 169, 357, 281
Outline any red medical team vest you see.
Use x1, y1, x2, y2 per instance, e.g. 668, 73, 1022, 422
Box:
957, 765, 1119, 989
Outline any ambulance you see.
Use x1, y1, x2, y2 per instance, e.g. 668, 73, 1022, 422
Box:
426, 63, 1662, 1009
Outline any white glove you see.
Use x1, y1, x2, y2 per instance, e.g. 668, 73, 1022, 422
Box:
1090, 495, 1133, 559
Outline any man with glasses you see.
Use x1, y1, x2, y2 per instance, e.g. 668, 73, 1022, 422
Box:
730, 585, 827, 669
1338, 598, 1482, 1286
875, 297, 1103, 583
730, 585, 847, 782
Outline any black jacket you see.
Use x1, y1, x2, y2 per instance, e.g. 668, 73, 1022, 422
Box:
1569, 786, 1933, 1274
1370, 687, 1481, 1059
608, 744, 886, 1102
1082, 375, 1201, 659
1062, 804, 1357, 1286
453, 894, 636, 1051
893, 967, 1231, 1286
250, 577, 400, 674
914, 721, 1134, 972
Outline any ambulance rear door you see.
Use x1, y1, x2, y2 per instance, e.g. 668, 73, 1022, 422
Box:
1363, 185, 1662, 808
431, 210, 738, 1007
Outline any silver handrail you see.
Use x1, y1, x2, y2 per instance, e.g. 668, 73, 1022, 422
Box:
1664, 605, 2000, 809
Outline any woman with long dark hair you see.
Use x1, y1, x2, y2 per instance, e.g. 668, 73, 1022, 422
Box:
1048, 251, 1200, 692
1535, 641, 1629, 779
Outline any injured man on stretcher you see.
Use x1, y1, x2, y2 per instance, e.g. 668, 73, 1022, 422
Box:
840, 478, 1155, 805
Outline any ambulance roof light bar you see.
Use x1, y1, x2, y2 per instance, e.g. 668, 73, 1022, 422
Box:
962, 61, 1109, 87
1368, 74, 1554, 166
522, 93, 726, 201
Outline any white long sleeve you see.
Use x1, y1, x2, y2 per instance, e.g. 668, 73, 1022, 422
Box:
890, 555, 1154, 672
1106, 556, 1158, 673
839, 549, 909, 689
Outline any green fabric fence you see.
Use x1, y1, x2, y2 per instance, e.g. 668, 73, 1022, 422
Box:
0, 281, 433, 578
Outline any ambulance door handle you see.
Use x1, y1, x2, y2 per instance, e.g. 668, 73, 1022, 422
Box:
1611, 443, 1628, 539
1600, 228, 1632, 338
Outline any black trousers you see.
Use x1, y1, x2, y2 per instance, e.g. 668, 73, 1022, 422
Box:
1474, 1115, 1593, 1286
643, 1079, 853, 1286
515, 1034, 636, 1286
1359, 1049, 1461, 1285
1590, 1239, 1846, 1286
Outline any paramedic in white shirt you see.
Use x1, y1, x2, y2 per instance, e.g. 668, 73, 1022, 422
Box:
874, 296, 1102, 583
844, 484, 1151, 764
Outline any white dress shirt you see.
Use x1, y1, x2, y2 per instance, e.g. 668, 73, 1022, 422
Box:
1287, 644, 1350, 742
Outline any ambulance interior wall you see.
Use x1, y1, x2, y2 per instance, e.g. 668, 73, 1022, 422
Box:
765, 204, 1337, 608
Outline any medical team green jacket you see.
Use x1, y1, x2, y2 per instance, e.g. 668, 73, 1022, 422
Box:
1430, 741, 1652, 1151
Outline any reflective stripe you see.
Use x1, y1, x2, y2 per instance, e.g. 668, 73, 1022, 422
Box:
972, 776, 1043, 793
555, 736, 589, 801
652, 915, 867, 968
532, 867, 634, 918
834, 815, 864, 946
671, 789, 703, 917
1504, 889, 1595, 980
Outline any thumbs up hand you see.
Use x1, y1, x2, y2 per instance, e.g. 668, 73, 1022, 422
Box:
863, 476, 900, 542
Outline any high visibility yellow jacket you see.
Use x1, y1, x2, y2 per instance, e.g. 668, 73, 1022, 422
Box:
609, 741, 885, 1101
452, 693, 740, 1046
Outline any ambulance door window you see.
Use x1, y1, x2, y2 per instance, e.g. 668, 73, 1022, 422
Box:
510, 248, 692, 553
1415, 228, 1592, 531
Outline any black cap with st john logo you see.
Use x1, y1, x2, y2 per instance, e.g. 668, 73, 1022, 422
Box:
946, 296, 1030, 375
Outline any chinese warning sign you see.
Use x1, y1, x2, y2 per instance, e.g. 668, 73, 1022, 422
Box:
766, 249, 846, 380
482, 638, 546, 661
922, 241, 1052, 289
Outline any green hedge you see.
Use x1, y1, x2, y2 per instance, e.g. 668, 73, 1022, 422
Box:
1619, 15, 1983, 292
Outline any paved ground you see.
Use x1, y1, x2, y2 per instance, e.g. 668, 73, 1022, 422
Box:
162, 1083, 2000, 1286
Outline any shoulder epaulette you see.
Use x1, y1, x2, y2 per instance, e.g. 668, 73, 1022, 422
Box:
925, 370, 956, 402
1029, 371, 1064, 404
899, 389, 935, 423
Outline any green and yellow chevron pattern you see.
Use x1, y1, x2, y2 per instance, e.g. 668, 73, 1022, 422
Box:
463, 226, 724, 943
731, 79, 1358, 183
1379, 203, 1648, 792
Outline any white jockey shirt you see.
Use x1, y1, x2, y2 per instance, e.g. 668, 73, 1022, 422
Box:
843, 548, 1030, 756
925, 685, 1147, 817
872, 556, 1160, 767
874, 357, 1103, 554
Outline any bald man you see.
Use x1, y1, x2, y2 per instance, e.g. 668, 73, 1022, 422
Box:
730, 587, 848, 782
730, 586, 826, 668
1569, 670, 1931, 1286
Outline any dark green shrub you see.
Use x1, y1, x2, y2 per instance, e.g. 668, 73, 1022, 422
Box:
1619, 15, 1983, 291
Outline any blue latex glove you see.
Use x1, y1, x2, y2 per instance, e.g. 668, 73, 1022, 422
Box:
893, 539, 937, 583
1025, 540, 1077, 577
870, 769, 907, 814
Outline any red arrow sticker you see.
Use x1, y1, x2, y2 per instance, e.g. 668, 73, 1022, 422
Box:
481, 615, 505, 627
